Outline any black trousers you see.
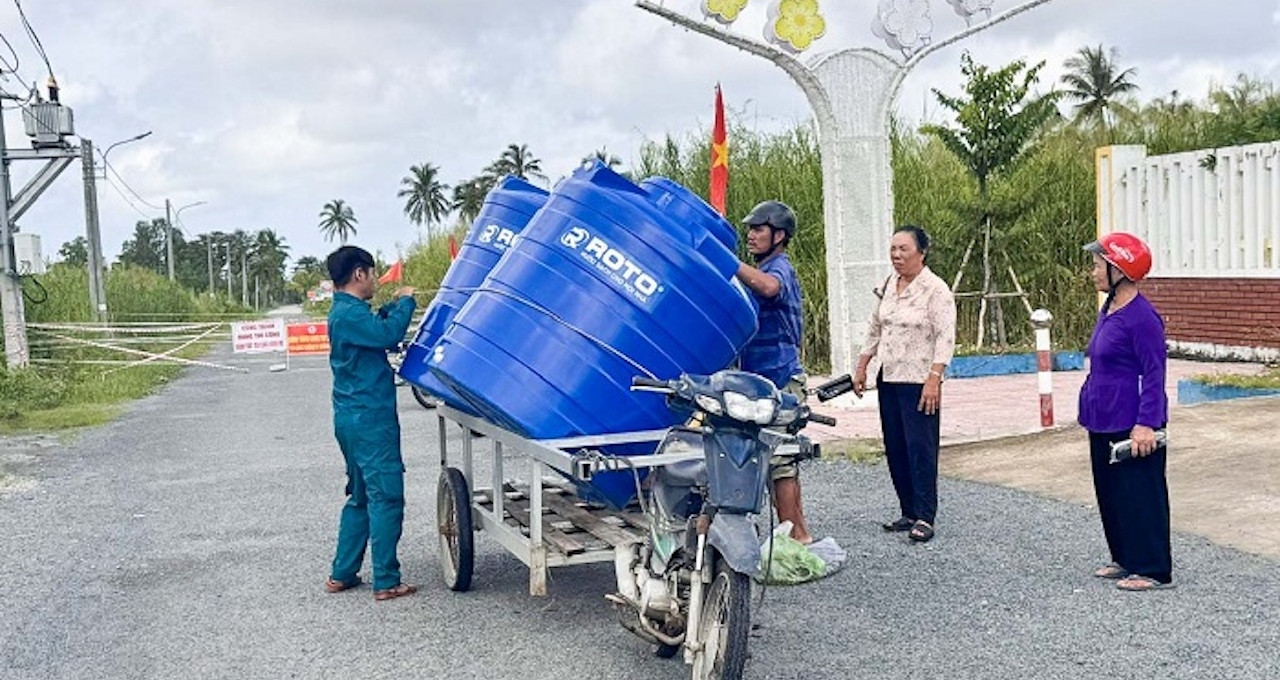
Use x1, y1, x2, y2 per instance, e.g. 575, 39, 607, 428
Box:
878, 375, 940, 524
1089, 430, 1173, 583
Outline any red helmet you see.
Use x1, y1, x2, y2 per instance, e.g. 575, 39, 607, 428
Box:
1084, 232, 1152, 282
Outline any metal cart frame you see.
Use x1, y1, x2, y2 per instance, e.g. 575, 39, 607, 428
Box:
434, 404, 702, 596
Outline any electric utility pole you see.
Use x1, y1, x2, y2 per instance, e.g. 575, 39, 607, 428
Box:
80, 140, 108, 322
0, 82, 80, 367
207, 238, 214, 295
165, 198, 175, 281
0, 99, 26, 367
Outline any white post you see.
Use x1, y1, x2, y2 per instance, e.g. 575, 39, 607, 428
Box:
1031, 308, 1054, 428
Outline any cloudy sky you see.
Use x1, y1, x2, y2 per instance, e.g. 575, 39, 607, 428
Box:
3, 0, 1279, 271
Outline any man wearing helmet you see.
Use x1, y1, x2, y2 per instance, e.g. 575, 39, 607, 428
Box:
1079, 232, 1173, 591
734, 200, 814, 544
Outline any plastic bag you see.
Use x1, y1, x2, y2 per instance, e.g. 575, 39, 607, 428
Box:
755, 521, 827, 585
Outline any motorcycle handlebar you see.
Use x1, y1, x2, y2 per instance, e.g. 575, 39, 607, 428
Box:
631, 376, 670, 390
807, 412, 837, 427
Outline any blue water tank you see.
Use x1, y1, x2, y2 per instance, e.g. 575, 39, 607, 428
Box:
639, 176, 738, 252
428, 163, 756, 507
399, 176, 549, 412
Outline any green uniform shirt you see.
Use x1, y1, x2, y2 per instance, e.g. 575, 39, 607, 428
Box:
328, 291, 418, 416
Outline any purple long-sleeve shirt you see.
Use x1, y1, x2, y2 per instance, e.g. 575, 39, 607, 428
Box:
1078, 294, 1168, 433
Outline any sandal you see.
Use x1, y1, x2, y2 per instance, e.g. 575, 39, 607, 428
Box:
881, 517, 914, 532
374, 583, 419, 601
908, 520, 934, 543
1093, 563, 1128, 580
325, 576, 361, 593
1116, 575, 1175, 591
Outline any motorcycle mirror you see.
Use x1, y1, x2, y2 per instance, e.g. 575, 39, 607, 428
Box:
812, 374, 854, 402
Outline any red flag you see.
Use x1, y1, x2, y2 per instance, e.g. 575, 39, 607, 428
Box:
378, 260, 403, 284
709, 83, 728, 216
448, 235, 459, 261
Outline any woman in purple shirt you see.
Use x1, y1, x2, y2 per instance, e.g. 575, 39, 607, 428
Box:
1078, 232, 1172, 591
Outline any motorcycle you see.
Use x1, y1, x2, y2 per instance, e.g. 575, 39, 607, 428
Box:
598, 369, 852, 680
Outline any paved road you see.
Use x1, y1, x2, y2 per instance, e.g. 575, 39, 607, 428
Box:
2, 346, 1278, 679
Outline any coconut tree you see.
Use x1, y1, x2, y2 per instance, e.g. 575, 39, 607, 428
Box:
487, 143, 545, 180
451, 179, 488, 226
318, 199, 358, 244
1061, 45, 1139, 140
398, 162, 452, 235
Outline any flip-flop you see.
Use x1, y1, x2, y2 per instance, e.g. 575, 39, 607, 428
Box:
1093, 563, 1128, 579
1116, 575, 1175, 591
908, 520, 934, 543
325, 576, 362, 593
881, 517, 914, 532
374, 583, 419, 601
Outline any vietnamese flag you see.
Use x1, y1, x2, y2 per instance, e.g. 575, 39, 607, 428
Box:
378, 260, 403, 284
448, 234, 459, 261
709, 83, 728, 216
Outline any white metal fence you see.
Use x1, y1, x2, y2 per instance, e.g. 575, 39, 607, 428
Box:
1097, 143, 1280, 278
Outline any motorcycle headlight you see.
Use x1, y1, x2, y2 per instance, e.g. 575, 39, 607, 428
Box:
694, 394, 723, 415
723, 391, 777, 425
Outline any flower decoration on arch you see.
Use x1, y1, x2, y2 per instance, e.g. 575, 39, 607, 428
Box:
765, 0, 827, 53
871, 0, 934, 57
702, 0, 749, 25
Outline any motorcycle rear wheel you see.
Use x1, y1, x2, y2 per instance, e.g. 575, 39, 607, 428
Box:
696, 560, 750, 680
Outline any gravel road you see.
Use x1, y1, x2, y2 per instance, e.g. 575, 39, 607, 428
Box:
2, 346, 1276, 680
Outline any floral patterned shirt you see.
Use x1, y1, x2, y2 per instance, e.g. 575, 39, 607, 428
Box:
860, 266, 956, 384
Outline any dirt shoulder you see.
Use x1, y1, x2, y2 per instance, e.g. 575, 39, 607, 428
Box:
939, 395, 1280, 559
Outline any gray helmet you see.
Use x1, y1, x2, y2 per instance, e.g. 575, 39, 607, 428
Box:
741, 200, 796, 238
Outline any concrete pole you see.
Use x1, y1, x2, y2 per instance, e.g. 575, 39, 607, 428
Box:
225, 242, 232, 299
241, 250, 248, 306
0, 104, 29, 367
165, 199, 175, 281
207, 238, 214, 295
81, 140, 109, 323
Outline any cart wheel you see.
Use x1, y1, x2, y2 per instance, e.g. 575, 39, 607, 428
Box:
411, 385, 436, 410
437, 467, 474, 592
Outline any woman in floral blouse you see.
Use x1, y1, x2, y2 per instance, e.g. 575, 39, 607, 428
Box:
853, 226, 956, 543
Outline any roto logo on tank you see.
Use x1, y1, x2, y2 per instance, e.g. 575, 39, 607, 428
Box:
559, 226, 664, 304
476, 223, 520, 251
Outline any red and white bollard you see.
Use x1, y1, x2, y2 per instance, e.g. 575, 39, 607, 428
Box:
1030, 308, 1054, 427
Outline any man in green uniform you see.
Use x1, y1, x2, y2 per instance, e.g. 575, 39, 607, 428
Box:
323, 245, 419, 601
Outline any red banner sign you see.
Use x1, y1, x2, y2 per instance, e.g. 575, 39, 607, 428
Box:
286, 322, 330, 356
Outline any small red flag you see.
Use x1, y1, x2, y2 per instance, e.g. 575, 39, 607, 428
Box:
378, 260, 403, 284
709, 83, 728, 216
448, 235, 459, 261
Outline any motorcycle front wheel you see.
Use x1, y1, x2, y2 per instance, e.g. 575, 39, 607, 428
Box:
696, 559, 751, 680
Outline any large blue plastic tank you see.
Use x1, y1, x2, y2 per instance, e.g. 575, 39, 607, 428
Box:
639, 176, 738, 252
428, 162, 756, 507
398, 176, 549, 412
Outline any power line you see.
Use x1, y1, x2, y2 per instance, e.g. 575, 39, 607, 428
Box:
0, 31, 20, 72
12, 0, 52, 79
102, 173, 156, 220
97, 152, 165, 211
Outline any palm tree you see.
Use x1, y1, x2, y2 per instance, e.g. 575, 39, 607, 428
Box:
318, 199, 358, 244
250, 229, 290, 308
584, 147, 623, 170
451, 179, 488, 226
397, 163, 452, 234
1061, 45, 1139, 139
487, 143, 546, 180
